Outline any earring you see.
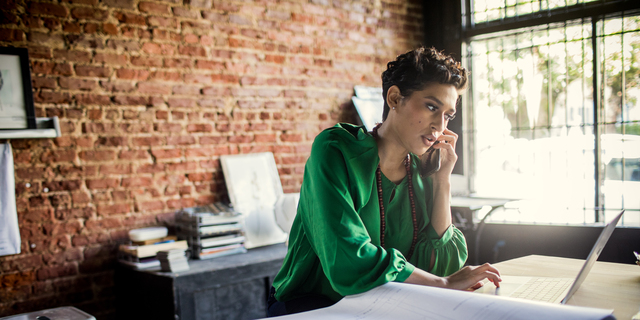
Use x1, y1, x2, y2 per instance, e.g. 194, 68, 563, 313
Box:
392, 107, 395, 110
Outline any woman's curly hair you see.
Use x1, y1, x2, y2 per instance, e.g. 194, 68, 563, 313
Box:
381, 47, 468, 121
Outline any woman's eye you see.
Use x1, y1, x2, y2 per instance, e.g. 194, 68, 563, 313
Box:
427, 104, 437, 111
445, 114, 456, 121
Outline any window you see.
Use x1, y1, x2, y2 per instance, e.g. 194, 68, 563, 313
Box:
463, 1, 640, 225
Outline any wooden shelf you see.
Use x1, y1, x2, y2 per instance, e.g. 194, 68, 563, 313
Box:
0, 117, 61, 139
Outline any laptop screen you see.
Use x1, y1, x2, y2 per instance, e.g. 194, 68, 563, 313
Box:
561, 210, 624, 304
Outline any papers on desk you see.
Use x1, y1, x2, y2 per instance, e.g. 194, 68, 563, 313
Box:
266, 282, 614, 320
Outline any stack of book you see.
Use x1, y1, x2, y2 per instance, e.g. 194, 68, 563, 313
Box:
118, 226, 189, 270
157, 248, 190, 272
176, 203, 247, 260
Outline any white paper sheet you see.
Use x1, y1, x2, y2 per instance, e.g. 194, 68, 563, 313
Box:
265, 282, 614, 320
0, 142, 20, 256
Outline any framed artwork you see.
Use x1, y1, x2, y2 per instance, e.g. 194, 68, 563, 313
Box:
0, 47, 36, 130
220, 152, 287, 249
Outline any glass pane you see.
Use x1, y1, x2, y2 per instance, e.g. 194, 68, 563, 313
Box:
470, 21, 597, 224
598, 15, 640, 225
470, 0, 592, 23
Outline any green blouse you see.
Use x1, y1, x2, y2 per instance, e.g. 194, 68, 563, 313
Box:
272, 123, 468, 303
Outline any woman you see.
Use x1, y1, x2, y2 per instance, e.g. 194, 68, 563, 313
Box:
267, 47, 501, 316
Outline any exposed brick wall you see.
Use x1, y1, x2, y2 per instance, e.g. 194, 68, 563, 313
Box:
0, 0, 423, 317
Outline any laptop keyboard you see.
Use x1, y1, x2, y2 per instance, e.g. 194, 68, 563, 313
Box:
510, 278, 573, 302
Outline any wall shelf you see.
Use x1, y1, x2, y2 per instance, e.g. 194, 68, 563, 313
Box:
0, 117, 61, 139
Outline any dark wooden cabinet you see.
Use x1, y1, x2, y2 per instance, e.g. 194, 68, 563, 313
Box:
115, 244, 287, 320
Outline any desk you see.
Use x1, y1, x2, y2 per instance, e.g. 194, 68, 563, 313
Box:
493, 255, 640, 319
115, 243, 287, 320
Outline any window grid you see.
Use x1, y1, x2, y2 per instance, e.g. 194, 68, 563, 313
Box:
470, 0, 600, 24
466, 11, 640, 225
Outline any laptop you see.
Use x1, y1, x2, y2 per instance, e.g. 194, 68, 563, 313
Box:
474, 210, 624, 304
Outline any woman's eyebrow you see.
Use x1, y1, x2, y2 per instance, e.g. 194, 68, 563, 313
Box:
424, 96, 456, 113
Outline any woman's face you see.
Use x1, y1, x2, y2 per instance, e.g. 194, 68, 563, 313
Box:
388, 82, 459, 156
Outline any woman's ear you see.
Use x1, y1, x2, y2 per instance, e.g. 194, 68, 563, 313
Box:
386, 85, 402, 110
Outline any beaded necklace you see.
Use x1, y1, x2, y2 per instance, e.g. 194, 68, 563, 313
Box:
371, 124, 418, 261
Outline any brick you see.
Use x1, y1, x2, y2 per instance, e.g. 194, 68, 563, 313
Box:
113, 95, 149, 105
121, 177, 153, 187
75, 65, 111, 77
172, 85, 201, 95
166, 136, 195, 145
130, 56, 163, 67
164, 58, 192, 68
93, 53, 127, 65
154, 123, 182, 133
100, 80, 134, 92
136, 200, 165, 212
97, 204, 130, 216
97, 164, 131, 175
71, 7, 107, 20
29, 2, 68, 17
196, 60, 224, 70
104, 0, 135, 9
131, 137, 163, 146
185, 0, 211, 8
41, 180, 82, 192
173, 7, 199, 18
116, 68, 149, 80
113, 12, 145, 25
29, 32, 65, 47
85, 178, 119, 192
58, 78, 97, 90
147, 16, 177, 28
136, 163, 165, 173
149, 71, 180, 81
106, 39, 140, 51
186, 124, 212, 132
118, 150, 149, 160
40, 150, 76, 163
139, 2, 169, 14
103, 23, 118, 35
137, 82, 171, 95
179, 45, 206, 57
76, 94, 112, 105
150, 148, 181, 159
79, 150, 116, 161
168, 98, 196, 108
32, 77, 57, 89
36, 91, 71, 104
0, 28, 24, 41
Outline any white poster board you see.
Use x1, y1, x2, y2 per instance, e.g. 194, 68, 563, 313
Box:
352, 85, 384, 132
220, 152, 287, 248
0, 142, 20, 256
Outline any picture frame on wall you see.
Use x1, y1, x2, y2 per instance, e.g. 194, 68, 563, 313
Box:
0, 47, 36, 130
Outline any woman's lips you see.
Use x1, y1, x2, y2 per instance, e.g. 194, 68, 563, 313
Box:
422, 135, 437, 147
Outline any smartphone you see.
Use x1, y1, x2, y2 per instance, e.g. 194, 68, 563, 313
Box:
419, 141, 441, 178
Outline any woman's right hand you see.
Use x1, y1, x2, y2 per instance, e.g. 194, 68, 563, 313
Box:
443, 263, 502, 291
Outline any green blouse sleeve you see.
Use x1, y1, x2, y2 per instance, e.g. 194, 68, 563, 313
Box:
300, 133, 414, 296
423, 224, 468, 276
411, 175, 468, 276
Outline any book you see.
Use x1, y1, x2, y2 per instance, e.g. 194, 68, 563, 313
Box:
156, 248, 188, 260
119, 240, 188, 258
260, 282, 614, 320
199, 223, 243, 237
197, 244, 247, 260
200, 234, 245, 248
132, 235, 177, 246
118, 258, 160, 270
